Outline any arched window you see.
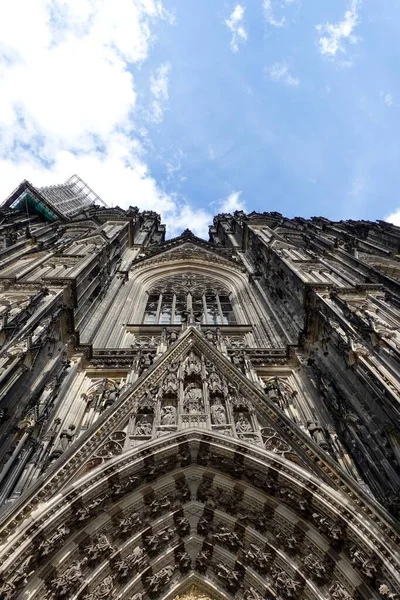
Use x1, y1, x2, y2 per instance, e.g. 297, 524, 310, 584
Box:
143, 274, 237, 325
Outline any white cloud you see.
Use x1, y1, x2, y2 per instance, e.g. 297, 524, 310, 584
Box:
384, 210, 400, 227
269, 62, 299, 87
263, 0, 301, 28
219, 191, 247, 213
149, 62, 171, 122
0, 0, 212, 239
384, 93, 394, 107
316, 0, 361, 57
263, 0, 286, 27
225, 5, 248, 53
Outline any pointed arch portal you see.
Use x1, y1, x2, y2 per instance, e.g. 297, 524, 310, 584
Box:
0, 429, 399, 600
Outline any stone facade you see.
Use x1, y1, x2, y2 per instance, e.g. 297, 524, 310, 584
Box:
0, 177, 399, 600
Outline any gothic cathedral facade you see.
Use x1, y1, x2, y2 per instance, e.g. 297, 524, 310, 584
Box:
0, 176, 399, 600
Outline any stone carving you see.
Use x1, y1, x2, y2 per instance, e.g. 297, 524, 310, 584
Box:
271, 570, 301, 598
235, 412, 253, 433
76, 495, 108, 522
86, 534, 113, 562
176, 550, 191, 572
350, 546, 378, 578
208, 370, 224, 395
83, 575, 114, 600
312, 513, 343, 540
145, 565, 174, 593
148, 494, 172, 516
379, 583, 399, 600
212, 524, 243, 550
274, 528, 300, 553
38, 525, 70, 557
307, 420, 329, 451
329, 582, 354, 600
117, 511, 142, 536
302, 553, 327, 581
244, 587, 267, 600
111, 475, 140, 497
210, 398, 227, 424
175, 515, 191, 537
161, 405, 177, 425
45, 560, 86, 598
144, 526, 174, 554
185, 353, 202, 376
195, 548, 213, 573
215, 563, 242, 592
134, 416, 153, 435
115, 546, 147, 578
261, 427, 292, 455
184, 383, 203, 413
243, 544, 272, 573
162, 365, 179, 394
0, 555, 34, 600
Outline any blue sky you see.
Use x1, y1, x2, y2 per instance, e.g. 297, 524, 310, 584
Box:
1, 0, 400, 237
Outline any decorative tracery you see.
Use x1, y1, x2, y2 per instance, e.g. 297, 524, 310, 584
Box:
143, 274, 236, 325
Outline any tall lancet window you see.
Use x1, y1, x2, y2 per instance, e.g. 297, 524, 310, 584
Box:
143, 274, 237, 325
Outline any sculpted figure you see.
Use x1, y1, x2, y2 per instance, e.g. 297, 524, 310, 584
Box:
176, 550, 191, 572
134, 416, 152, 435
196, 548, 212, 573
86, 534, 113, 562
185, 353, 202, 375
160, 405, 176, 425
329, 582, 354, 600
235, 412, 252, 433
38, 525, 70, 556
184, 383, 203, 413
118, 511, 142, 536
211, 398, 227, 424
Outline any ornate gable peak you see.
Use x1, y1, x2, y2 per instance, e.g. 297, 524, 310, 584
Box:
133, 240, 243, 271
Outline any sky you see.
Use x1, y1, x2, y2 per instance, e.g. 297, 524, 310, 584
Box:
1, 0, 400, 238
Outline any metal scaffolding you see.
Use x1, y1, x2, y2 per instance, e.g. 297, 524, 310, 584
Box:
39, 174, 108, 218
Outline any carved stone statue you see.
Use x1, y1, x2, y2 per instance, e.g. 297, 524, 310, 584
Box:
208, 370, 224, 394
160, 405, 176, 425
162, 365, 179, 394
211, 398, 227, 424
176, 550, 191, 572
195, 548, 212, 573
215, 562, 242, 592
271, 570, 301, 598
185, 353, 202, 376
329, 582, 354, 600
134, 416, 152, 435
46, 560, 85, 598
83, 575, 114, 600
145, 565, 174, 593
117, 511, 142, 536
38, 525, 70, 556
115, 545, 146, 578
235, 412, 253, 433
379, 583, 399, 600
86, 534, 113, 562
244, 544, 272, 572
350, 546, 378, 578
302, 553, 327, 581
183, 383, 203, 413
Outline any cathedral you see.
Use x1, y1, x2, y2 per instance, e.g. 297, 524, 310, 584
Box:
0, 175, 399, 600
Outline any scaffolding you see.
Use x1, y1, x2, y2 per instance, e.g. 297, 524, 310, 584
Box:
38, 174, 109, 218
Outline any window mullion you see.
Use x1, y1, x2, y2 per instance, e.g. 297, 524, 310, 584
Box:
156, 293, 162, 324
202, 294, 208, 325
216, 294, 223, 324
171, 294, 177, 324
